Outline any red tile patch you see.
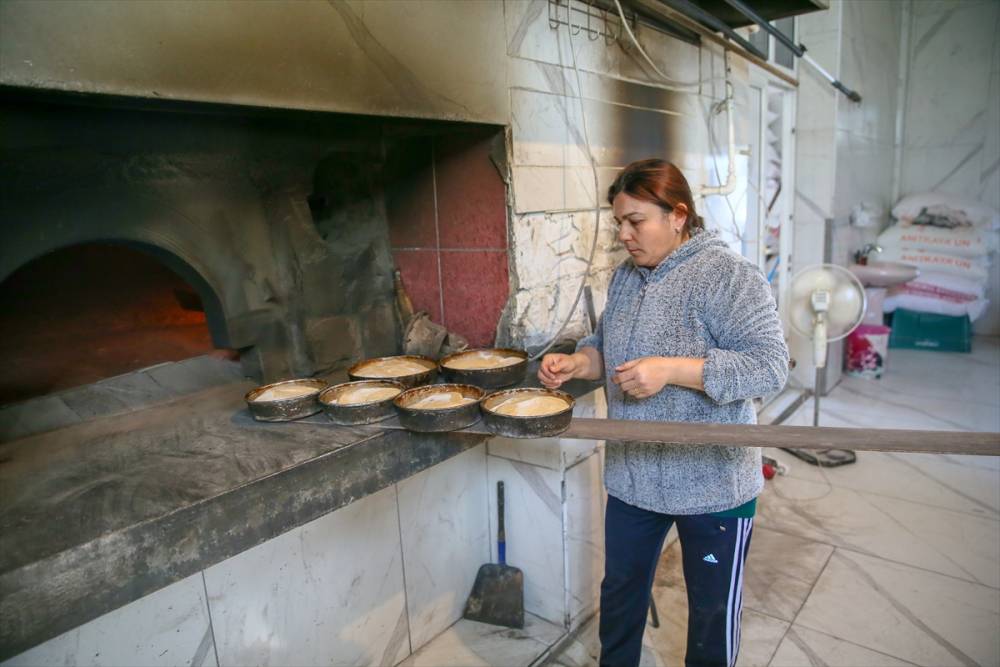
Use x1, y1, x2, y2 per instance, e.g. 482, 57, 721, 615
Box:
435, 132, 508, 250
440, 250, 510, 348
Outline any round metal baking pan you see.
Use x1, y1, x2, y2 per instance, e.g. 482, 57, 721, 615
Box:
245, 378, 328, 422
480, 387, 575, 438
348, 355, 437, 388
438, 348, 528, 389
318, 380, 405, 426
393, 383, 486, 432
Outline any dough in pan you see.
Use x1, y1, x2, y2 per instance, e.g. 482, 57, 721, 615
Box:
408, 391, 476, 410
330, 386, 401, 405
359, 358, 430, 377
254, 384, 320, 402
442, 351, 523, 370
492, 395, 569, 417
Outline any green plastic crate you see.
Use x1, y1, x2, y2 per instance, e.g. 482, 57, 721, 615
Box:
888, 308, 972, 353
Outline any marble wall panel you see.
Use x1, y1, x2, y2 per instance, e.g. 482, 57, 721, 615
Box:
795, 35, 839, 136
396, 445, 491, 652
911, 0, 992, 16
832, 130, 895, 219
896, 0, 999, 335
3, 573, 215, 667
901, 0, 998, 151
564, 454, 605, 626
487, 455, 566, 625
505, 0, 706, 87
837, 6, 900, 145
204, 486, 409, 667
798, 2, 842, 38
512, 165, 568, 213
511, 88, 569, 168
981, 60, 1000, 212
899, 143, 991, 200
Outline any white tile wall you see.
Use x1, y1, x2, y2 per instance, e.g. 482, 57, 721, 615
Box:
564, 454, 605, 626
795, 42, 839, 136
3, 573, 216, 667
902, 1, 997, 151
511, 88, 569, 168
4, 438, 606, 667
502, 0, 762, 344
898, 0, 999, 334
832, 130, 895, 219
203, 486, 409, 667
900, 143, 988, 200
487, 455, 566, 625
396, 445, 491, 652
798, 1, 842, 37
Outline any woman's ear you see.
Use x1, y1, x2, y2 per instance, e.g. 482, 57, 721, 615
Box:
670, 203, 688, 227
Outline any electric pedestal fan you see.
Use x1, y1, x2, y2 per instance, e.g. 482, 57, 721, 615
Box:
786, 263, 866, 466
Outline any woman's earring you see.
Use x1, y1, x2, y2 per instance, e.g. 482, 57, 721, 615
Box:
675, 227, 682, 234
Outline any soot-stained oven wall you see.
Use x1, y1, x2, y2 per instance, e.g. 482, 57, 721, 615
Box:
0, 91, 401, 383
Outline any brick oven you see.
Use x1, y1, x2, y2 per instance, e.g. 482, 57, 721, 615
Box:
0, 89, 510, 405
0, 4, 588, 663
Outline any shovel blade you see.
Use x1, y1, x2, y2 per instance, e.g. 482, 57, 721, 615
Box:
462, 563, 524, 629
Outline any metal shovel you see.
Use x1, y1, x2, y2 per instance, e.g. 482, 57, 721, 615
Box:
462, 481, 524, 629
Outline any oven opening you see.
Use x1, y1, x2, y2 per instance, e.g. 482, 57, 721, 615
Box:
0, 243, 235, 404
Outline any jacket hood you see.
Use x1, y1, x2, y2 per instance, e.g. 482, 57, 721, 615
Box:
634, 228, 730, 282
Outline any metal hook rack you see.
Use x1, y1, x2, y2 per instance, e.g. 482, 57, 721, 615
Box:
548, 0, 634, 45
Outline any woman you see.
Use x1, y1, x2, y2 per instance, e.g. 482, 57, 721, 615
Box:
539, 159, 788, 667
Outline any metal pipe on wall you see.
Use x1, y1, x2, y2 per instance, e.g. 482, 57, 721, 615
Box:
720, 0, 862, 102
634, 0, 799, 87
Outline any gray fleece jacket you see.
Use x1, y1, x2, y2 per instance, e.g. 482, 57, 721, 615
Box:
578, 228, 789, 515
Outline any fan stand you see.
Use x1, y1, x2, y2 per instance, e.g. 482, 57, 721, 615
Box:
782, 364, 857, 467
783, 264, 866, 468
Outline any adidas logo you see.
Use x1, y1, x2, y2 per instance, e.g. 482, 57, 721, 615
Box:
703, 554, 719, 564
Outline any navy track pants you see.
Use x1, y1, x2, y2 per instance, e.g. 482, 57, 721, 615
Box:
599, 495, 754, 667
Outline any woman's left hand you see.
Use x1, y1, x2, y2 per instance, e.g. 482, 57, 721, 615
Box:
612, 357, 672, 399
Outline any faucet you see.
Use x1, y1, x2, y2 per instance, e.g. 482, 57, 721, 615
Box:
854, 243, 882, 265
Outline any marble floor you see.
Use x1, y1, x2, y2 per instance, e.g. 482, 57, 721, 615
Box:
547, 338, 1000, 667
400, 613, 565, 667
407, 338, 1000, 667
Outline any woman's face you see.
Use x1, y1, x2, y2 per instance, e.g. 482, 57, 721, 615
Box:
612, 192, 688, 268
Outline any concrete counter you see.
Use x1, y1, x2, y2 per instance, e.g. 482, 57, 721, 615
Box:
0, 381, 490, 660
0, 370, 602, 662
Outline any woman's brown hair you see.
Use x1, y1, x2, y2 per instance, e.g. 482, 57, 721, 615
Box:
607, 158, 704, 232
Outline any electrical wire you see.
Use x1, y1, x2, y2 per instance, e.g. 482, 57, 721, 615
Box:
701, 76, 743, 242
528, 6, 604, 361
529, 1, 756, 359
612, 0, 726, 90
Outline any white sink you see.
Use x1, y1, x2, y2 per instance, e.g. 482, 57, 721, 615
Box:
849, 261, 919, 287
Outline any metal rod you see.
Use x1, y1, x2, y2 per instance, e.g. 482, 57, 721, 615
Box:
630, 0, 798, 87
656, 0, 768, 60
718, 0, 862, 102
721, 0, 803, 56
813, 368, 821, 427
801, 53, 862, 102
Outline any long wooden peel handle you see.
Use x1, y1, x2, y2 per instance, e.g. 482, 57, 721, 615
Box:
562, 418, 1000, 456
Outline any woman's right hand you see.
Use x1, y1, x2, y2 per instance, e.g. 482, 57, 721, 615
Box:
538, 353, 580, 389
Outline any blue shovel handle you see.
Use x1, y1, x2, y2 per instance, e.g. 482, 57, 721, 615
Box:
497, 481, 506, 565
